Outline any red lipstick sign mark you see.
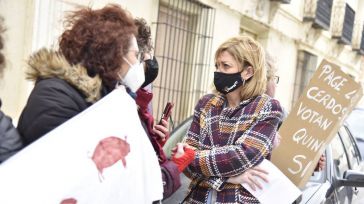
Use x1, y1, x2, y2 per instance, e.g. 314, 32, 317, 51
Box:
92, 136, 130, 179
60, 198, 77, 204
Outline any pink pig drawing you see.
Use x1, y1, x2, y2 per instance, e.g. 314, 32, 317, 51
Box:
92, 136, 130, 178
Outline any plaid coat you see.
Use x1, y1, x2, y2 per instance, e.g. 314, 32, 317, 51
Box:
183, 93, 283, 204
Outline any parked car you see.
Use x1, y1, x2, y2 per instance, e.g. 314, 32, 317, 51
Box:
163, 117, 364, 204
346, 107, 364, 158
299, 124, 364, 203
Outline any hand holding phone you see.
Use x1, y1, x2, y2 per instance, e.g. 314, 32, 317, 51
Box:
159, 102, 174, 125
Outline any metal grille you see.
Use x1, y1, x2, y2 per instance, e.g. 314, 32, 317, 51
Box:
152, 0, 215, 126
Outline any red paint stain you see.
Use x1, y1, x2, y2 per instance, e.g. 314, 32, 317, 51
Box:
92, 136, 130, 177
60, 198, 77, 204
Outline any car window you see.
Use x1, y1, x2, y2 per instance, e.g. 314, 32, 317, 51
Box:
346, 109, 364, 140
339, 127, 360, 169
331, 134, 349, 178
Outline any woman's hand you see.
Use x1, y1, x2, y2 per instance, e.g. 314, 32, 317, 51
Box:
153, 119, 169, 142
171, 143, 196, 172
171, 143, 195, 158
171, 143, 185, 158
227, 166, 269, 191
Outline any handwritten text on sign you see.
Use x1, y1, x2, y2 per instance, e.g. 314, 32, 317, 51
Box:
271, 60, 363, 188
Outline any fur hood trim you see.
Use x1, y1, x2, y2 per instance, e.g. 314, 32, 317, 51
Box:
27, 48, 102, 103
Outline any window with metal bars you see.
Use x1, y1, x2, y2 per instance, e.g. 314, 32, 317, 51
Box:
152, 0, 215, 126
312, 0, 333, 30
292, 51, 318, 105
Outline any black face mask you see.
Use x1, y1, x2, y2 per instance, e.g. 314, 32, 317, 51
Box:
141, 56, 159, 88
214, 71, 245, 94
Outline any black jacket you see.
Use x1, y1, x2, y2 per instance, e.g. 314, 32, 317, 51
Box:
0, 100, 23, 163
17, 49, 102, 146
18, 78, 92, 145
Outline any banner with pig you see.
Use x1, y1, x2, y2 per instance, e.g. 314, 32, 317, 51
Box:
271, 60, 363, 188
0, 87, 163, 204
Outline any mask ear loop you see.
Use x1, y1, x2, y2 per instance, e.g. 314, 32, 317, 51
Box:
123, 57, 132, 67
241, 78, 246, 87
240, 62, 254, 85
116, 56, 132, 89
116, 57, 133, 89
239, 69, 246, 87
115, 72, 124, 89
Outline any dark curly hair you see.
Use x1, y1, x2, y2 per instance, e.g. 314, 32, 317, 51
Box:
0, 17, 6, 76
59, 4, 137, 88
134, 18, 153, 57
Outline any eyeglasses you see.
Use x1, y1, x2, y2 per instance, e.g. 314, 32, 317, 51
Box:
273, 75, 280, 84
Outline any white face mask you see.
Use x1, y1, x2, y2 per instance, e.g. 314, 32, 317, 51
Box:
120, 57, 145, 92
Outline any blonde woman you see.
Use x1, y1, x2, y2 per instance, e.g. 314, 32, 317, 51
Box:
182, 36, 283, 203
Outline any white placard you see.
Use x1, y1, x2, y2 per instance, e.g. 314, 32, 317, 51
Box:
242, 159, 302, 204
0, 87, 163, 204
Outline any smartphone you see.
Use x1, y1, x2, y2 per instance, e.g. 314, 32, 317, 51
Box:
159, 102, 174, 125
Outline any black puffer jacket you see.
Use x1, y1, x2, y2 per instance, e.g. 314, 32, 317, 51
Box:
18, 78, 93, 145
17, 49, 102, 146
0, 100, 23, 163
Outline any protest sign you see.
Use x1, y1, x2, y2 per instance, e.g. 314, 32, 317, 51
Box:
271, 60, 363, 188
0, 87, 163, 204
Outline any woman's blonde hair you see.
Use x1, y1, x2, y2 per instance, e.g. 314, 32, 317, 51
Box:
214, 35, 267, 100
